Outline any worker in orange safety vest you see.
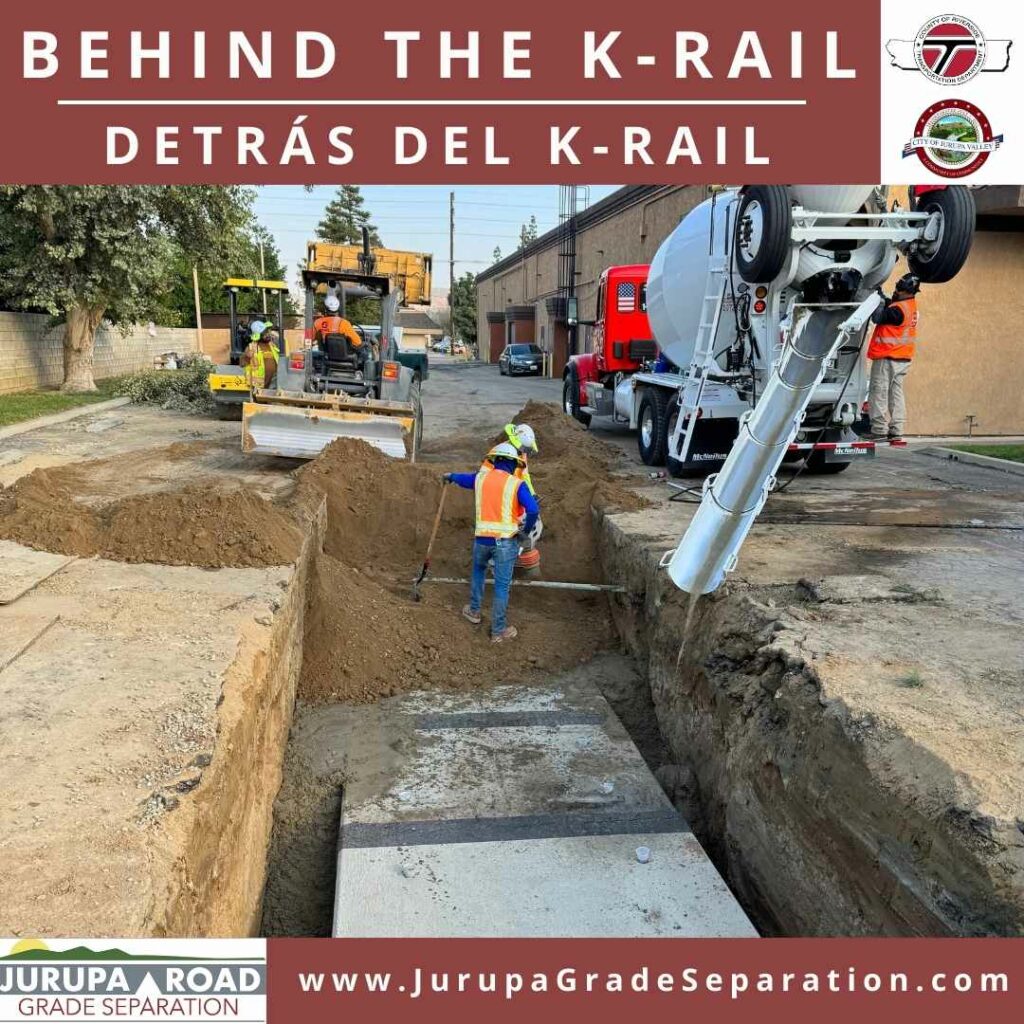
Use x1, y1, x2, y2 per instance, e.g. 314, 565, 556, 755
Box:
867, 272, 920, 445
443, 442, 540, 643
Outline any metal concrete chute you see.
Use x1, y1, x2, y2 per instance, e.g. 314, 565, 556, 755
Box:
665, 295, 880, 595
639, 183, 976, 594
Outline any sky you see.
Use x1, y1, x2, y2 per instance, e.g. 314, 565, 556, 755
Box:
252, 185, 620, 300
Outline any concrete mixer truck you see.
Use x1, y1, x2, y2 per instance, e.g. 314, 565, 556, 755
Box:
631, 183, 974, 596
565, 185, 974, 479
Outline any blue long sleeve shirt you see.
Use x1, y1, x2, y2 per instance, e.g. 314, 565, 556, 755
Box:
448, 471, 539, 545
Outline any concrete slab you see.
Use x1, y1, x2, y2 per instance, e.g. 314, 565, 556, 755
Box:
331, 682, 755, 937
0, 540, 75, 604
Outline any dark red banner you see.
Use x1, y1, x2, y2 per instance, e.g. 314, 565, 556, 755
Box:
268, 938, 1022, 1022
0, 1, 880, 183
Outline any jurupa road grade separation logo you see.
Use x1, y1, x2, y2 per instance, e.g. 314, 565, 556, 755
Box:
903, 99, 1004, 178
887, 14, 1012, 85
0, 938, 267, 1022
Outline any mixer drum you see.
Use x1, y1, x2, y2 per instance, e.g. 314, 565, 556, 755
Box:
646, 192, 738, 372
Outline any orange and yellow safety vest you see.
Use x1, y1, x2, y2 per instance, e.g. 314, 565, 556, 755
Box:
474, 465, 524, 539
868, 298, 917, 361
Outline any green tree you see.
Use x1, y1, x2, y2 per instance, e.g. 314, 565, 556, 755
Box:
450, 272, 477, 345
517, 215, 539, 250
156, 222, 297, 328
492, 245, 503, 263
316, 186, 382, 247
0, 186, 254, 391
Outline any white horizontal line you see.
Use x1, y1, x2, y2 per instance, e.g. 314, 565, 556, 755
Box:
57, 97, 806, 107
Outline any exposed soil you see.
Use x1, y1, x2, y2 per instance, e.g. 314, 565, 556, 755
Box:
0, 469, 301, 569
292, 413, 649, 704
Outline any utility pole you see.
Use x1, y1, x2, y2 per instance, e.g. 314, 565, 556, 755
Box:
258, 240, 268, 315
449, 191, 455, 340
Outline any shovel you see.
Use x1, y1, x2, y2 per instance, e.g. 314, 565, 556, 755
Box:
411, 483, 449, 601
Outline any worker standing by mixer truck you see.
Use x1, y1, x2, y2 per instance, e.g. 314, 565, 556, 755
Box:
443, 442, 540, 643
867, 272, 920, 446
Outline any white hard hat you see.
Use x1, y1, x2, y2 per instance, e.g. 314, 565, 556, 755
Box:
514, 423, 538, 452
249, 319, 267, 338
488, 441, 523, 463
325, 294, 340, 313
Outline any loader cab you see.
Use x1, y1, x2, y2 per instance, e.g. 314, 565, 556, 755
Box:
590, 266, 657, 374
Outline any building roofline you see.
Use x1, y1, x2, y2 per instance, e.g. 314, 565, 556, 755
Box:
475, 185, 688, 285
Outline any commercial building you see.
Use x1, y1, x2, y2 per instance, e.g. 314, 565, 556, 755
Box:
476, 185, 1024, 436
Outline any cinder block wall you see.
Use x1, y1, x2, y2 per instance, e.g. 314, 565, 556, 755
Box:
0, 313, 200, 395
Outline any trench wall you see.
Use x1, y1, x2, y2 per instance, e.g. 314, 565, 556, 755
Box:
151, 497, 325, 936
599, 512, 1023, 937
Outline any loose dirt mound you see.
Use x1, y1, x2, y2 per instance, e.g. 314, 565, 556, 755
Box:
0, 470, 301, 568
294, 406, 650, 703
301, 555, 613, 702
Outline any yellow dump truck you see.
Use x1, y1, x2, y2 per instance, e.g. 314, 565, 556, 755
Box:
305, 242, 433, 306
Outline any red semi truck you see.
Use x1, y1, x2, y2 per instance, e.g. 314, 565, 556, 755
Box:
561, 264, 658, 428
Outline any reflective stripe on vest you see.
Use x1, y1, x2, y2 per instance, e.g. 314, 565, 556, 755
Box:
868, 298, 917, 361
246, 343, 280, 387
474, 465, 523, 538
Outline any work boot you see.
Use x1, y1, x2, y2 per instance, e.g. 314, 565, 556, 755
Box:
864, 431, 889, 442
462, 605, 482, 625
491, 625, 518, 643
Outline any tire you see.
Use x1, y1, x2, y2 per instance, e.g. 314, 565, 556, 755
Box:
908, 186, 975, 284
734, 185, 792, 284
562, 368, 591, 427
215, 400, 243, 421
636, 388, 669, 466
805, 451, 852, 474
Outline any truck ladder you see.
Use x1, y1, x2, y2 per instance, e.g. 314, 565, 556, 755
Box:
677, 263, 729, 464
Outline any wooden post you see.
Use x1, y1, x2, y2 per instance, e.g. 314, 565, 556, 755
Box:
192, 265, 204, 354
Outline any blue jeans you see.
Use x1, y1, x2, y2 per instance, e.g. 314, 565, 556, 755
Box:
469, 538, 518, 635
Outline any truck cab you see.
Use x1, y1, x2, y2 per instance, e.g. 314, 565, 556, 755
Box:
562, 265, 657, 424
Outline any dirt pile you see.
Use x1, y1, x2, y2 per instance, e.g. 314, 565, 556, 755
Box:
294, 406, 650, 703
0, 470, 301, 568
300, 555, 612, 702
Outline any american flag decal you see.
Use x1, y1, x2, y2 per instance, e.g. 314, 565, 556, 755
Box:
616, 282, 635, 312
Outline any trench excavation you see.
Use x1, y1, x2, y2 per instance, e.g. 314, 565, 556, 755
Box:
2, 401, 1019, 937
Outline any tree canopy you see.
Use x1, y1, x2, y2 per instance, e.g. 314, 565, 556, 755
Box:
316, 186, 382, 247
517, 215, 539, 250
450, 272, 477, 345
0, 185, 255, 390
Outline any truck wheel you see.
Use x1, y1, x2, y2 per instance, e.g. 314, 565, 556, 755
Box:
562, 368, 591, 427
734, 185, 792, 284
637, 388, 669, 466
908, 186, 975, 283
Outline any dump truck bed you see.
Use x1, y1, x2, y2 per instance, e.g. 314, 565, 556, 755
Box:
306, 243, 433, 305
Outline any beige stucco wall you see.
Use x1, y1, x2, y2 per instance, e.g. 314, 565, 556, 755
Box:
0, 313, 201, 395
478, 186, 1024, 436
905, 231, 1024, 436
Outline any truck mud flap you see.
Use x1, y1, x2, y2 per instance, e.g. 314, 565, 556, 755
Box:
241, 402, 414, 459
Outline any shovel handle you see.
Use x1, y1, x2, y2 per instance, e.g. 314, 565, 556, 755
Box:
422, 483, 449, 569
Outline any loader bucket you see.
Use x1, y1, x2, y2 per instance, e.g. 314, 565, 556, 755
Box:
241, 401, 414, 459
